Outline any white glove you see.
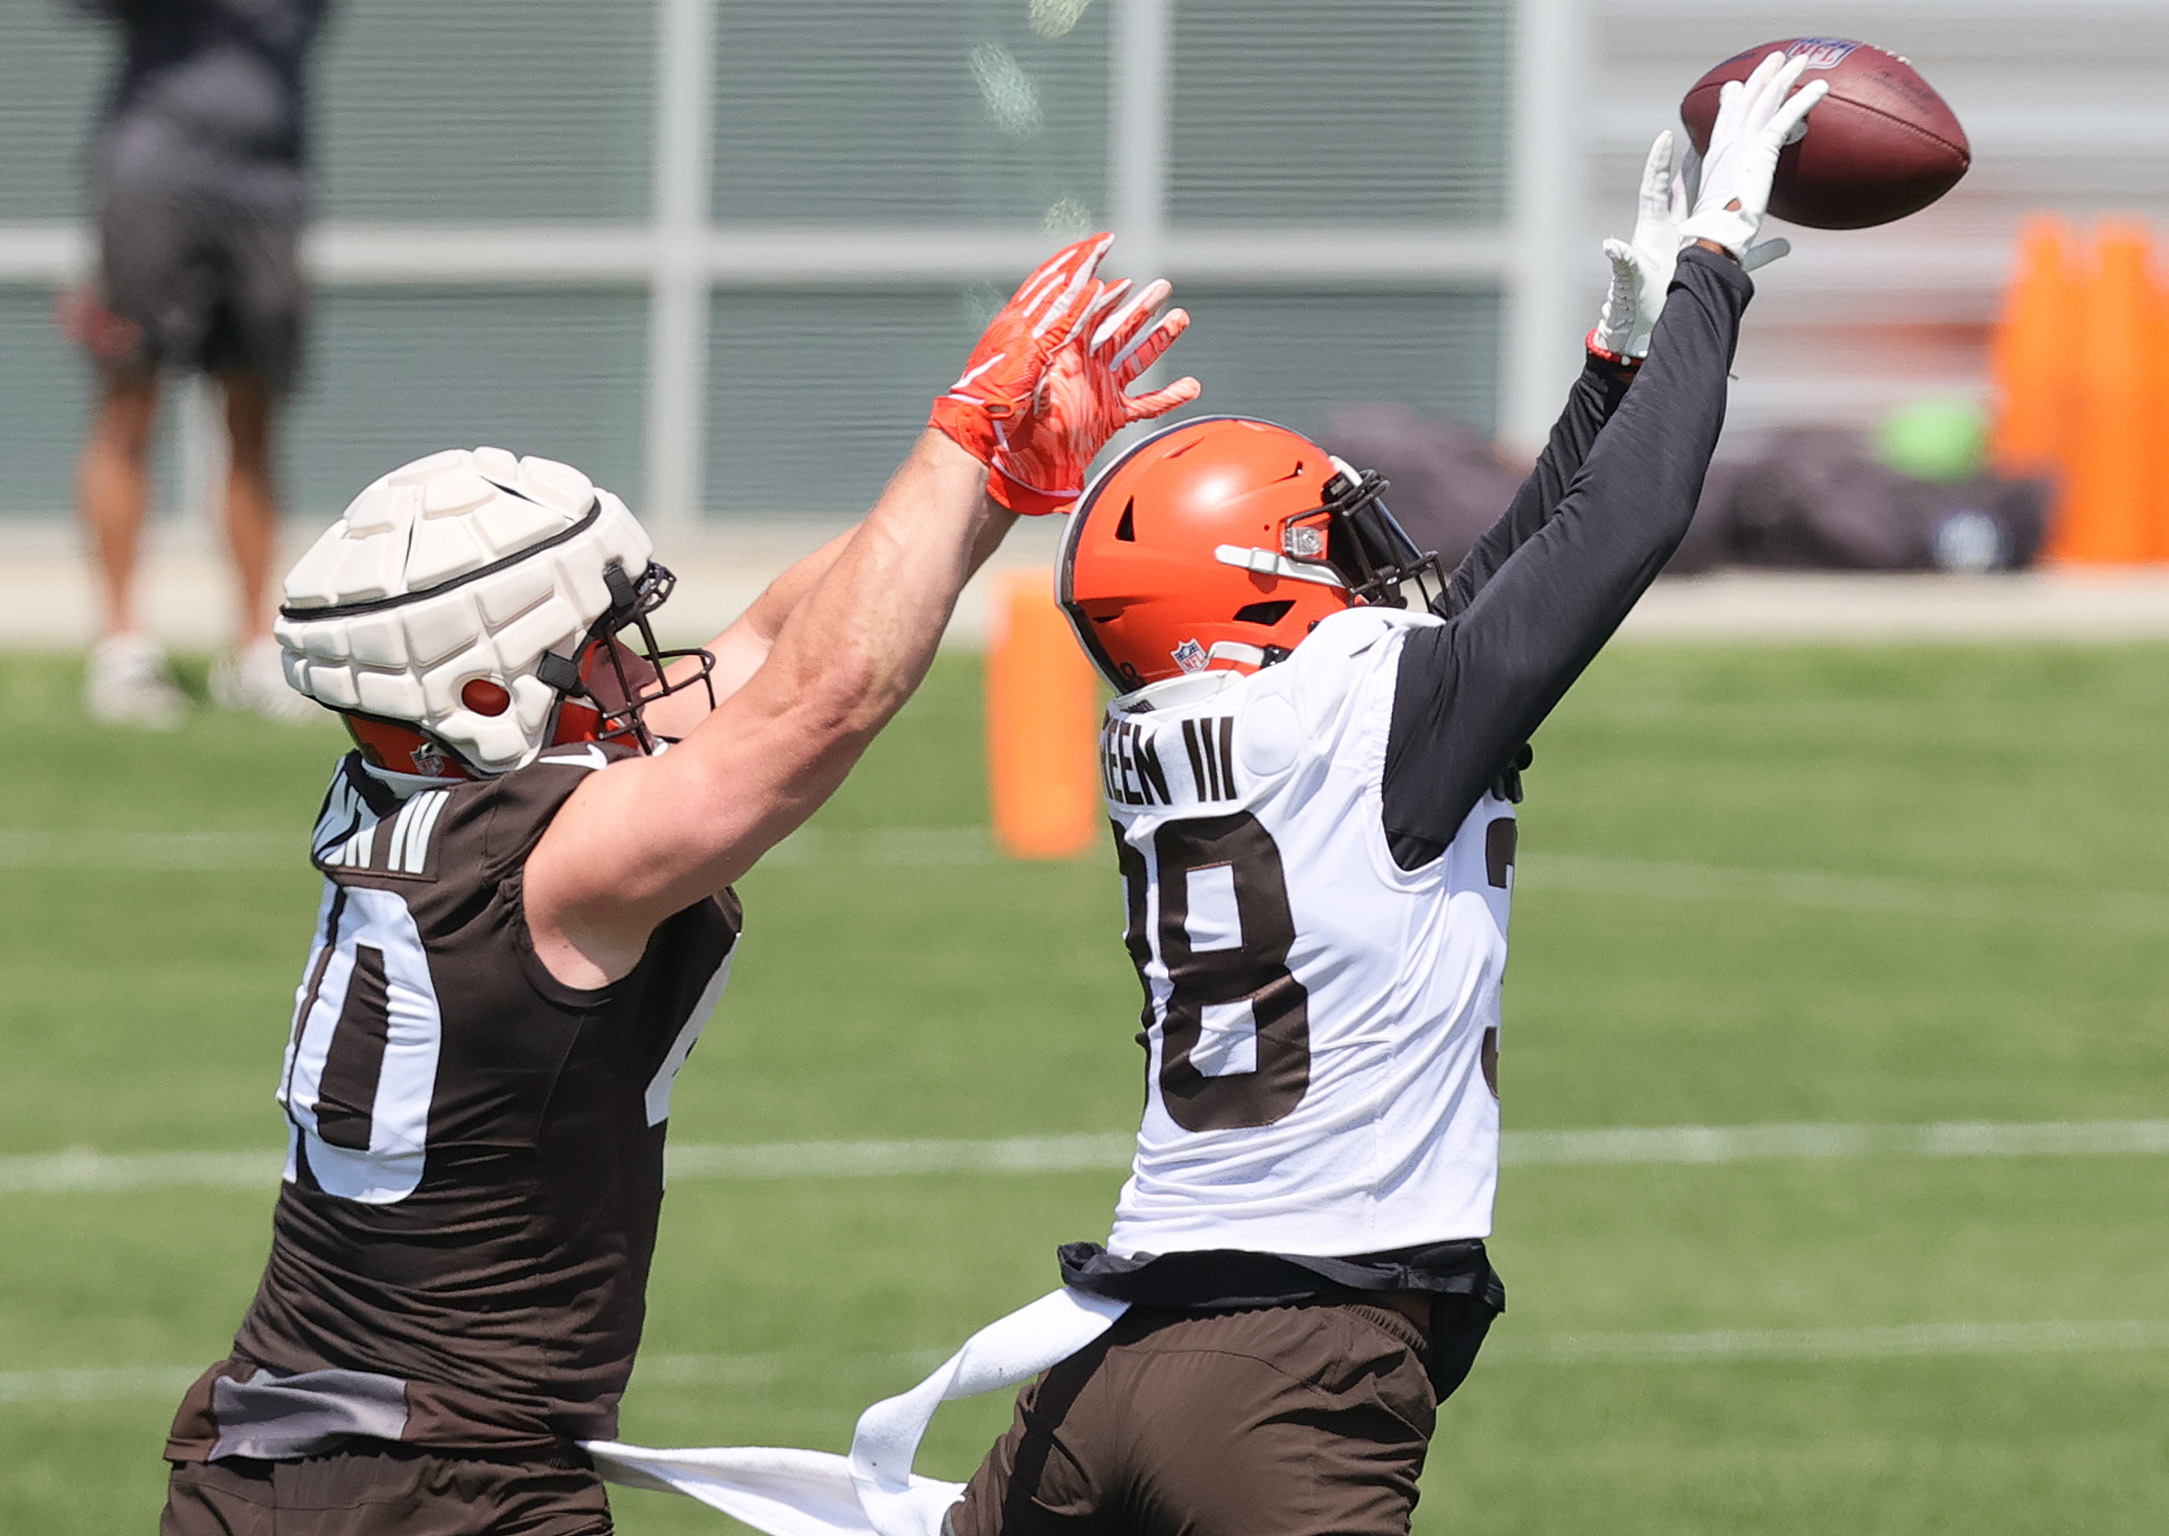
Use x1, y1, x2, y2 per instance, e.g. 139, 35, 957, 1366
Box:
1677, 50, 1829, 267
1592, 130, 1687, 360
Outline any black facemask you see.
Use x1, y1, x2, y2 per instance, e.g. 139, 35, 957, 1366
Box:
534, 562, 717, 751
1315, 469, 1451, 615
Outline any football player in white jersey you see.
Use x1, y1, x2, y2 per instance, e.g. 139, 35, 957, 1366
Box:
940, 53, 1830, 1536
157, 234, 1198, 1536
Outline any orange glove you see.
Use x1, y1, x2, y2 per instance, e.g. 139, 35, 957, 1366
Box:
982, 276, 1201, 515
930, 234, 1116, 481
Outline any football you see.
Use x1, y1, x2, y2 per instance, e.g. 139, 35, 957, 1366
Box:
1680, 38, 1971, 229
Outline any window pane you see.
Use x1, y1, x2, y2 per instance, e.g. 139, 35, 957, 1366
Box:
1160, 287, 1502, 437
0, 293, 94, 515
0, 292, 195, 519
283, 289, 648, 517
316, 0, 653, 220
1171, 0, 1512, 224
0, 8, 110, 221
707, 287, 984, 514
704, 283, 1498, 516
714, 0, 1109, 228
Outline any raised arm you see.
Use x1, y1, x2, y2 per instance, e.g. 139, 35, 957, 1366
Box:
1385, 251, 1749, 847
1381, 52, 1823, 863
1444, 128, 1700, 614
641, 504, 1023, 742
1442, 356, 1638, 615
524, 235, 1197, 987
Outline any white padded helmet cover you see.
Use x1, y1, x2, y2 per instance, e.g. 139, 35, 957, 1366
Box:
274, 447, 654, 775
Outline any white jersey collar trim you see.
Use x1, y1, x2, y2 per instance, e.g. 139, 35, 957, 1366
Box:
1111, 668, 1242, 716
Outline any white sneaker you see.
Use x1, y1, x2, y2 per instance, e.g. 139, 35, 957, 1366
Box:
211, 635, 320, 724
85, 632, 190, 729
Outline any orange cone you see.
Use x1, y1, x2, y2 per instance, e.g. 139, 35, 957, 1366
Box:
1989, 217, 2079, 480
2052, 222, 2160, 564
2152, 271, 2169, 561
986, 569, 1102, 859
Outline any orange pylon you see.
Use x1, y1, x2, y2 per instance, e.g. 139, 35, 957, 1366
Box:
2050, 222, 2160, 564
2153, 275, 2169, 560
1989, 217, 2079, 480
986, 569, 1102, 859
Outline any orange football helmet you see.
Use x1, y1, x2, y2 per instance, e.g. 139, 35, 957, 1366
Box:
1057, 417, 1448, 690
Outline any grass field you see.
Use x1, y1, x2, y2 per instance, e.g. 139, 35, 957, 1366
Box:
3, 641, 2167, 1534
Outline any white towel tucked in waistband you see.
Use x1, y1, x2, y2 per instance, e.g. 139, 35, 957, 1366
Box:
583, 1287, 1130, 1536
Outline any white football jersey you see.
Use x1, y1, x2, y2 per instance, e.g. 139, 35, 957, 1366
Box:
1101, 606, 1515, 1260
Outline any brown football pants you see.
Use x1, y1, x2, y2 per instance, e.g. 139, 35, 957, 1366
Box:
159, 1442, 612, 1536
948, 1298, 1475, 1536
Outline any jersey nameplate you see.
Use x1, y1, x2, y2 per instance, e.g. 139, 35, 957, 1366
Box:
312, 774, 450, 882
1101, 717, 1171, 808
1103, 714, 1240, 810
1180, 716, 1238, 804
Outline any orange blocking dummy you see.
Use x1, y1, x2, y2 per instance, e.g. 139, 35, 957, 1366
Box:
986, 569, 1102, 859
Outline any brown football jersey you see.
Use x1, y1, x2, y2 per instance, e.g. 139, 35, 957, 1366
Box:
167, 744, 740, 1460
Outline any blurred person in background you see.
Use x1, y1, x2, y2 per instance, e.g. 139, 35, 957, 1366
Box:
58, 0, 329, 727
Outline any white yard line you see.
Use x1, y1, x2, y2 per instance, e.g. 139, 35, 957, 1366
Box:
11, 1321, 2166, 1408
0, 1147, 283, 1193
7, 1119, 2168, 1197
0, 1364, 206, 1404
0, 829, 299, 871
11, 830, 2166, 939
635, 1321, 2169, 1378
12, 826, 2169, 939
0, 1350, 948, 1407
1490, 1318, 2169, 1365
665, 1132, 1132, 1180
0, 826, 1004, 872
1498, 1118, 2169, 1166
1521, 854, 2169, 930
630, 1347, 949, 1390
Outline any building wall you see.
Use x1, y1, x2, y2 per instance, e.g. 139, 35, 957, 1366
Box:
0, 0, 1515, 519
7, 1, 2157, 516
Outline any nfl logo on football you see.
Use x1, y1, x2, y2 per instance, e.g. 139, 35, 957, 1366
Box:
1787, 37, 1860, 69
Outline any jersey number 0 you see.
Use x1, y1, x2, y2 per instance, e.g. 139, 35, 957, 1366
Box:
1115, 812, 1311, 1131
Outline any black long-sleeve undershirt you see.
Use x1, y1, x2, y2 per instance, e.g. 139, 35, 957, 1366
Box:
1381, 247, 1753, 865
1060, 255, 1753, 1321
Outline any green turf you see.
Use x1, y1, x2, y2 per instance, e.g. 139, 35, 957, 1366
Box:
1, 643, 2166, 1533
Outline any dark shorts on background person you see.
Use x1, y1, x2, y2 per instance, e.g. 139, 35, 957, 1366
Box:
95, 128, 308, 393
159, 1442, 613, 1536
948, 1296, 1492, 1536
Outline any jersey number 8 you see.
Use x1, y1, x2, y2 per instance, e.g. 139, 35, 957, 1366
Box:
1116, 811, 1311, 1131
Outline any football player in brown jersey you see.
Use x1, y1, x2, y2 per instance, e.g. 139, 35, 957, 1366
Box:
156, 233, 1197, 1536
